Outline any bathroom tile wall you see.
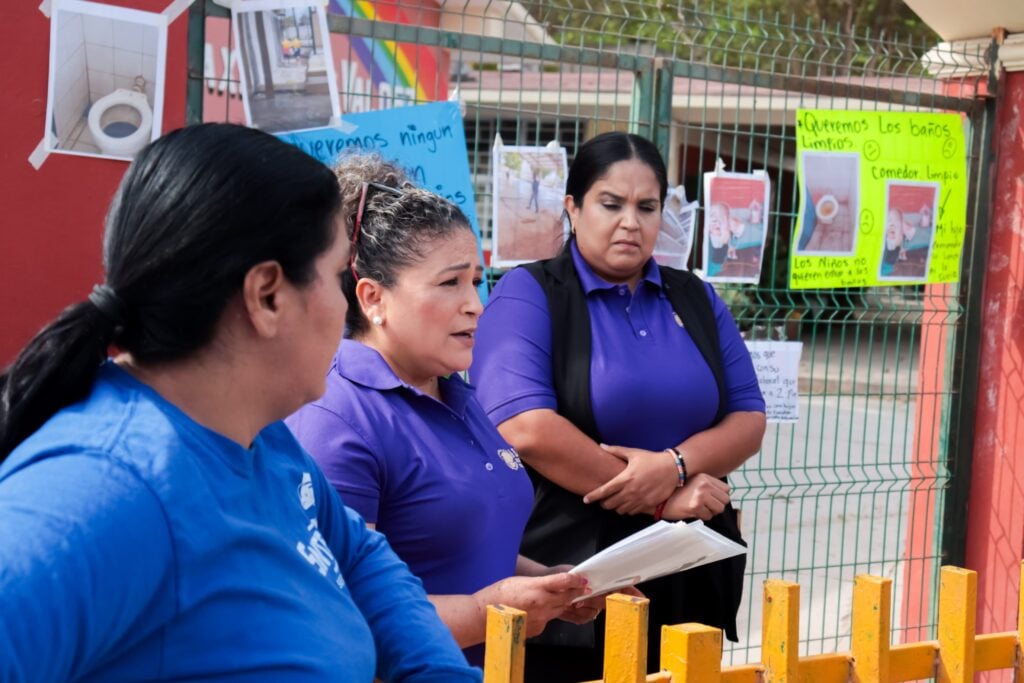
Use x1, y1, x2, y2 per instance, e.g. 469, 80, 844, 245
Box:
53, 10, 90, 144
83, 15, 159, 108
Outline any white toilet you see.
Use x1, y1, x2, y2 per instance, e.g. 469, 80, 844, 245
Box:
88, 77, 153, 157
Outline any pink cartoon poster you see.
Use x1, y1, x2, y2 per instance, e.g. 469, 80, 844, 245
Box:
702, 171, 771, 284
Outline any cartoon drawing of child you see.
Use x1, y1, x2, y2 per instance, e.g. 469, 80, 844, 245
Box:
882, 207, 905, 274
898, 218, 915, 262
918, 204, 932, 229
726, 209, 746, 260
899, 204, 933, 260
707, 202, 734, 271
748, 199, 764, 226
708, 203, 729, 247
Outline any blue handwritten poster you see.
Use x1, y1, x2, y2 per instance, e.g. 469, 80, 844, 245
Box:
277, 102, 487, 298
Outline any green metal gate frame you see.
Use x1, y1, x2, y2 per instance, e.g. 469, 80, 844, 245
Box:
187, 0, 997, 661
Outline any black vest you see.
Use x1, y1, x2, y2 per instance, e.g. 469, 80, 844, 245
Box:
520, 246, 746, 645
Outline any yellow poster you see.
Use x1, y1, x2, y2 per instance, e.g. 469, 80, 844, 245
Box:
790, 109, 967, 289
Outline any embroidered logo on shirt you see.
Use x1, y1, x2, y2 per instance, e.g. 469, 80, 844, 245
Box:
497, 448, 523, 470
298, 472, 315, 510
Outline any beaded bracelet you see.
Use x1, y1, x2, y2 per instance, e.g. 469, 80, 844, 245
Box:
666, 447, 687, 487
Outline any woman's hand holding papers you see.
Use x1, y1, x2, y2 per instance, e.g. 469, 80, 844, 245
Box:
473, 573, 591, 637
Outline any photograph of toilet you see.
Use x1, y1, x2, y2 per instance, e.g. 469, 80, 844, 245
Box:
46, 0, 167, 160
232, 0, 341, 134
795, 151, 861, 256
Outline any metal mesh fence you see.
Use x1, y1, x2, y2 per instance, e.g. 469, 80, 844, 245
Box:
191, 0, 994, 667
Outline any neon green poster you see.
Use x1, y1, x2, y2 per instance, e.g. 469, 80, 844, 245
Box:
790, 109, 967, 289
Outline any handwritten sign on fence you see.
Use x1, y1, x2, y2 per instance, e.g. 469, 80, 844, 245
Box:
746, 341, 803, 423
791, 110, 967, 289
276, 102, 486, 298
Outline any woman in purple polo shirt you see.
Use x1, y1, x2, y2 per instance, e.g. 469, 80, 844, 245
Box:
470, 132, 767, 682
286, 155, 603, 667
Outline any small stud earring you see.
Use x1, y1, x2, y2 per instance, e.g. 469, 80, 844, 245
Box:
372, 315, 383, 326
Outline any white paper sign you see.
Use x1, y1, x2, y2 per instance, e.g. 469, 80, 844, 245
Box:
746, 340, 803, 423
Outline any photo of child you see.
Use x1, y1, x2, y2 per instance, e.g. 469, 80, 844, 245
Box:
878, 181, 939, 281
702, 171, 771, 284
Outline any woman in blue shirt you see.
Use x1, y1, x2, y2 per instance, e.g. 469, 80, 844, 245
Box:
0, 124, 478, 682
471, 132, 767, 681
287, 155, 599, 666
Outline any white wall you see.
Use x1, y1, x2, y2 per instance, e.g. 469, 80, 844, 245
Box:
53, 10, 89, 142
83, 15, 159, 108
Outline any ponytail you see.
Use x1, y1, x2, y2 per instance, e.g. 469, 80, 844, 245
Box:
1, 124, 341, 461
0, 301, 118, 460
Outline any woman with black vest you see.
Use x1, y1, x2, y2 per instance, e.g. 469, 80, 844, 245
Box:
471, 132, 767, 682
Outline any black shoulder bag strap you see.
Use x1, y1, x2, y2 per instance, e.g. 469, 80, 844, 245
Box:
657, 266, 746, 641
523, 247, 600, 440
658, 267, 727, 423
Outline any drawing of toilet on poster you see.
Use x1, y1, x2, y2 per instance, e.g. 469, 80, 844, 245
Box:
790, 109, 967, 289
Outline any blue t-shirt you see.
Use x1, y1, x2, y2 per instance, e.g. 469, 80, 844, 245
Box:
470, 242, 765, 449
286, 341, 534, 663
0, 363, 480, 683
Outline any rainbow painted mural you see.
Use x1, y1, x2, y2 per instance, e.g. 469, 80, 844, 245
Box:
329, 0, 446, 106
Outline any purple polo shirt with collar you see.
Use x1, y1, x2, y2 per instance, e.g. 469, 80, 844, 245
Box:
286, 339, 534, 604
470, 242, 765, 450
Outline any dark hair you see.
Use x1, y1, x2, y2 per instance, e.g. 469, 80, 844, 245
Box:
334, 153, 472, 337
566, 132, 668, 207
0, 123, 341, 460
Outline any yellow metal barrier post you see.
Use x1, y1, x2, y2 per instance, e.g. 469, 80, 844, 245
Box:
937, 566, 977, 683
1017, 560, 1024, 681
762, 580, 800, 683
484, 605, 526, 683
851, 575, 891, 683
603, 594, 650, 683
660, 623, 722, 682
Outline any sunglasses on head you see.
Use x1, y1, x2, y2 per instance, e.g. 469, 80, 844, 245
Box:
351, 181, 404, 280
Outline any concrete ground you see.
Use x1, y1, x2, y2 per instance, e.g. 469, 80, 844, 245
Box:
722, 329, 926, 664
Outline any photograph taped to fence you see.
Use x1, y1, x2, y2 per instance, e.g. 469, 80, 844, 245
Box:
878, 181, 939, 282
654, 185, 697, 270
795, 151, 860, 256
490, 142, 569, 267
45, 0, 167, 161
232, 0, 341, 134
702, 172, 771, 284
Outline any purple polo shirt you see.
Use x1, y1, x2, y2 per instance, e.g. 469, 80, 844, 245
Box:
470, 242, 765, 450
286, 340, 534, 598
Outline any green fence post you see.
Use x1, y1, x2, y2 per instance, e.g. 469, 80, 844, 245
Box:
939, 38, 1001, 569
630, 61, 654, 139
652, 58, 674, 162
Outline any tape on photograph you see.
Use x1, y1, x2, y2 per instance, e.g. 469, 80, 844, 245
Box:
162, 0, 195, 22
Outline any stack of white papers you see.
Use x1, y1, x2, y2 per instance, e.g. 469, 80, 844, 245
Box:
568, 520, 747, 601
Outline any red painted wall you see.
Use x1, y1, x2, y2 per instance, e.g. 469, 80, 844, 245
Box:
966, 68, 1024, 640
0, 1, 189, 367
